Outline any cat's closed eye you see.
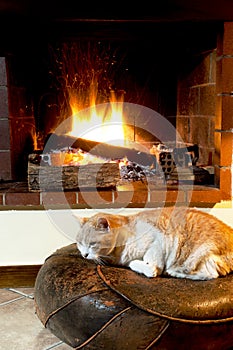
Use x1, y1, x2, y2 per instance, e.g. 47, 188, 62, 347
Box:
89, 243, 97, 248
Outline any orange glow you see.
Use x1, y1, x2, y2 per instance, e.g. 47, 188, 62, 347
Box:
68, 90, 127, 146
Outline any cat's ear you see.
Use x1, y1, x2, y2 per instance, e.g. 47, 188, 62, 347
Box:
72, 214, 87, 230
97, 217, 109, 230
80, 217, 88, 226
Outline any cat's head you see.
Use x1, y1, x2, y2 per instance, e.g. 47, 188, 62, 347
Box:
75, 213, 127, 265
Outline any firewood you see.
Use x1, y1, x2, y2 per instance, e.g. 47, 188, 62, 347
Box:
28, 157, 120, 192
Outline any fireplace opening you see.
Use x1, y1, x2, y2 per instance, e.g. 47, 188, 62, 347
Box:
0, 18, 232, 205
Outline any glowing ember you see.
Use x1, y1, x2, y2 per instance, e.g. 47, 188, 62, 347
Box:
62, 148, 109, 166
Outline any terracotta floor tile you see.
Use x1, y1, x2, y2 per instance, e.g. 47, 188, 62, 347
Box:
0, 290, 72, 349
0, 288, 23, 304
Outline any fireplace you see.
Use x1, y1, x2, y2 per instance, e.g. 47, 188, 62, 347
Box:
0, 4, 232, 207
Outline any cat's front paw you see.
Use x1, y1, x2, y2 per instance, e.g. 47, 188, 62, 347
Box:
129, 260, 157, 278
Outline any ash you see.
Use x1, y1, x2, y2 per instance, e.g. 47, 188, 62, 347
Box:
120, 161, 159, 183
118, 157, 167, 186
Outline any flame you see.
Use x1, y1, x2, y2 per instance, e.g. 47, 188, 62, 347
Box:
68, 90, 127, 146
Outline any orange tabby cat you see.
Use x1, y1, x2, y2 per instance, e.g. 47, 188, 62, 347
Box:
75, 207, 233, 280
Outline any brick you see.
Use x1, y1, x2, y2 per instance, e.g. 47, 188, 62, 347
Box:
214, 165, 220, 188
113, 190, 137, 206
215, 95, 222, 130
131, 190, 148, 205
177, 86, 199, 115
0, 152, 12, 180
150, 189, 186, 205
150, 190, 169, 204
199, 85, 216, 116
214, 131, 233, 167
41, 191, 76, 207
5, 192, 40, 206
189, 116, 214, 149
78, 190, 113, 207
216, 95, 233, 130
215, 96, 222, 129
212, 164, 232, 200
0, 86, 9, 117
0, 57, 7, 86
177, 86, 189, 115
216, 24, 224, 57
216, 22, 233, 57
198, 147, 215, 166
223, 22, 233, 56
0, 194, 3, 205
217, 57, 233, 93
0, 119, 10, 149
114, 181, 149, 207
216, 60, 223, 94
187, 188, 221, 204
166, 189, 186, 204
220, 132, 233, 167
220, 167, 232, 200
176, 116, 190, 144
214, 132, 221, 167
222, 97, 233, 130
209, 50, 217, 84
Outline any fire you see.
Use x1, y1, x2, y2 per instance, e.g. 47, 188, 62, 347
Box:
68, 90, 127, 147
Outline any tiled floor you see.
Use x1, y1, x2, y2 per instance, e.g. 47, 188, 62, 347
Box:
0, 288, 72, 350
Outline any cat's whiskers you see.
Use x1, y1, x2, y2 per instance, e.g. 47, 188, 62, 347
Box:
93, 257, 106, 265
98, 258, 108, 266
95, 255, 115, 266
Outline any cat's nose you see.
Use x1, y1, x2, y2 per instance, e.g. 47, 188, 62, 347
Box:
83, 253, 89, 258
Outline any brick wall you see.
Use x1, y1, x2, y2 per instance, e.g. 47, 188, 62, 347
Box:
0, 57, 12, 180
0, 56, 36, 181
176, 50, 216, 166
177, 22, 233, 199
215, 22, 233, 199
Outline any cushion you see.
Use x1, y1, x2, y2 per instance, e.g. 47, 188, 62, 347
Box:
34, 243, 233, 349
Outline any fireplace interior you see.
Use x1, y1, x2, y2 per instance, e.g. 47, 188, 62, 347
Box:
0, 2, 232, 207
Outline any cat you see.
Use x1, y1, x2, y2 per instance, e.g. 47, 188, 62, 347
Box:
75, 207, 233, 280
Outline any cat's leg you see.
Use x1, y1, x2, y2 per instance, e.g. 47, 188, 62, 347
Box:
197, 257, 220, 279
166, 243, 221, 280
129, 244, 164, 278
169, 266, 219, 280
128, 259, 159, 278
167, 255, 221, 280
189, 255, 230, 280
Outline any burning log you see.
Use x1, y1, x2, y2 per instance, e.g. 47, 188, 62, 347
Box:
27, 132, 161, 192
28, 156, 120, 192
28, 133, 158, 192
43, 133, 157, 167
28, 135, 207, 192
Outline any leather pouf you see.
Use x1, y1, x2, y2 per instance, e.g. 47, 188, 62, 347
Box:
34, 244, 233, 349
